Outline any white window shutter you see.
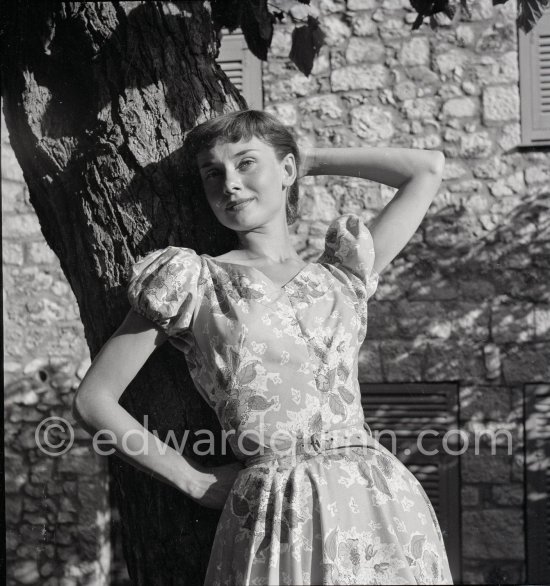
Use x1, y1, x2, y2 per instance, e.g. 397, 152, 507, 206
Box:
217, 30, 263, 110
519, 8, 550, 145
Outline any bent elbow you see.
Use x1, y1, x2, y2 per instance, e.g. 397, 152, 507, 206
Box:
72, 390, 87, 424
429, 150, 445, 176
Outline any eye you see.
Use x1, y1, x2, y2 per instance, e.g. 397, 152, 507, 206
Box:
239, 159, 255, 170
205, 168, 221, 179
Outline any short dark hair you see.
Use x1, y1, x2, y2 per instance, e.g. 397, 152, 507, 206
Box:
182, 109, 301, 225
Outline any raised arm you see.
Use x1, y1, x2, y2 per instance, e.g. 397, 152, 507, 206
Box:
301, 146, 445, 274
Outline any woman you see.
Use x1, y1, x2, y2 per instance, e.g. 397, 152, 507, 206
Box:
74, 110, 453, 585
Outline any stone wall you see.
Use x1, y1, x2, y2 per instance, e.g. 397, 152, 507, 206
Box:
3, 107, 111, 585
263, 0, 549, 583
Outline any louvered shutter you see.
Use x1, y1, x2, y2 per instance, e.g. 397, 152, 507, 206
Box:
519, 8, 550, 145
217, 30, 263, 110
525, 383, 550, 582
361, 382, 461, 582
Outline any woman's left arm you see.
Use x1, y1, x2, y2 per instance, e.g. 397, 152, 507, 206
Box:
301, 147, 445, 275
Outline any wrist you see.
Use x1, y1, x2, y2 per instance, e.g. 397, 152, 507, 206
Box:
176, 458, 208, 496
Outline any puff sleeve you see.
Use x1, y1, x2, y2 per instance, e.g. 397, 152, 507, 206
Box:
127, 246, 202, 336
319, 213, 379, 301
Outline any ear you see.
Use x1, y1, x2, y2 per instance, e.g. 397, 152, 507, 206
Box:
281, 153, 297, 188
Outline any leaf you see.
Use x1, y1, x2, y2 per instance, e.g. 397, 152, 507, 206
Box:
337, 361, 350, 380
289, 16, 326, 77
240, 0, 275, 61
247, 394, 272, 410
325, 527, 338, 561
242, 287, 264, 300
409, 0, 456, 29
410, 533, 426, 559
309, 411, 323, 433
236, 361, 258, 386
243, 513, 256, 530
211, 0, 242, 32
358, 461, 373, 487
338, 385, 355, 405
517, 0, 550, 33
372, 465, 393, 498
328, 392, 346, 417
232, 493, 250, 516
228, 347, 240, 371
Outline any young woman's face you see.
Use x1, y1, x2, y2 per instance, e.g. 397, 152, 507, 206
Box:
196, 136, 296, 231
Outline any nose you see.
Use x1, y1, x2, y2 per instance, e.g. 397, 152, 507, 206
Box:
223, 167, 242, 195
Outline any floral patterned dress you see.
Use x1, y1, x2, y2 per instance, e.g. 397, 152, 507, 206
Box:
127, 213, 453, 586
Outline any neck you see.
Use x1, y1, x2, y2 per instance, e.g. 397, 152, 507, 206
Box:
234, 215, 299, 263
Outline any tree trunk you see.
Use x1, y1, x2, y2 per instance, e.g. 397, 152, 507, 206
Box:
2, 1, 246, 583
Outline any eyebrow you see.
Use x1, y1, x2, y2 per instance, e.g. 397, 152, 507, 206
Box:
198, 149, 260, 170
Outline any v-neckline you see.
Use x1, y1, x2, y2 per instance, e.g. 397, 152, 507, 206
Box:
202, 254, 314, 290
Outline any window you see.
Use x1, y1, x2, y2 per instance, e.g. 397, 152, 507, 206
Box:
361, 382, 461, 582
217, 30, 263, 109
519, 8, 550, 145
524, 383, 550, 583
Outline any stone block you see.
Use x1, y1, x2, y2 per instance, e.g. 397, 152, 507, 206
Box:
401, 97, 439, 121
27, 241, 57, 264
470, 0, 494, 19
378, 17, 409, 41
472, 156, 509, 179
434, 49, 469, 75
482, 86, 520, 122
351, 13, 377, 36
300, 95, 343, 121
330, 64, 388, 91
534, 306, 550, 340
378, 340, 423, 381
323, 15, 352, 46
1, 148, 25, 182
502, 343, 550, 384
491, 299, 535, 343
461, 485, 479, 506
462, 453, 511, 483
3, 241, 24, 265
463, 510, 524, 559
442, 161, 468, 180
399, 37, 430, 66
492, 484, 523, 506
459, 131, 492, 158
525, 165, 550, 185
497, 122, 521, 150
422, 341, 461, 380
2, 180, 25, 212
300, 184, 339, 222
393, 81, 416, 102
264, 103, 297, 126
350, 105, 394, 144
269, 28, 292, 58
442, 97, 478, 118
455, 24, 475, 47
345, 37, 385, 64
318, 0, 345, 14
266, 74, 318, 101
2, 213, 42, 238
12, 560, 40, 584
347, 0, 377, 9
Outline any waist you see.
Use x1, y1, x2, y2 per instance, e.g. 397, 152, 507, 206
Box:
243, 421, 377, 468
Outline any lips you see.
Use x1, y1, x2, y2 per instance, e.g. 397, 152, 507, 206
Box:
226, 198, 254, 211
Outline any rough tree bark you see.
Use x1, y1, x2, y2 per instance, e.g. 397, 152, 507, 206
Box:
2, 1, 246, 583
